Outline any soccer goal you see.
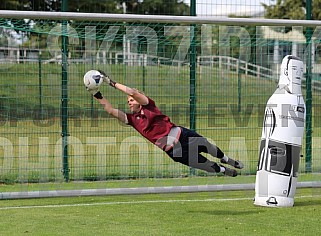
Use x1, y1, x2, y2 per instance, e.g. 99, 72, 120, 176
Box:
0, 10, 320, 198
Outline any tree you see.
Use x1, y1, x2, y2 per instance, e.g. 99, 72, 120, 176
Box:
262, 0, 305, 20
119, 0, 189, 15
1, 0, 189, 14
0, 0, 19, 10
263, 0, 321, 20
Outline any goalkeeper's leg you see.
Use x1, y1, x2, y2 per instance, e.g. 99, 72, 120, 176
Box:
188, 154, 238, 177
166, 150, 237, 177
196, 138, 244, 169
220, 155, 244, 169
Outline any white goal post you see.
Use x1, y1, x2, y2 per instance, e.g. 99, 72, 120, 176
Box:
0, 10, 321, 27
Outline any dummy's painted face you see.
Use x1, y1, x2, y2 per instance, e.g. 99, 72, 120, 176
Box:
127, 96, 141, 113
279, 55, 304, 94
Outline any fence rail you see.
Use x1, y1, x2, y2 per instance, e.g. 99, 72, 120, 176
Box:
0, 46, 274, 79
4, 45, 321, 91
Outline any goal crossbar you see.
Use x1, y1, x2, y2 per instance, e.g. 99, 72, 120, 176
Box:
1, 10, 321, 27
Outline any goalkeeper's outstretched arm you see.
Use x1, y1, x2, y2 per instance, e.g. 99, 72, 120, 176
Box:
94, 95, 127, 123
114, 83, 149, 106
98, 69, 148, 105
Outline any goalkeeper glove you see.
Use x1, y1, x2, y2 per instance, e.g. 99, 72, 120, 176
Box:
85, 86, 103, 99
97, 70, 117, 88
85, 86, 99, 95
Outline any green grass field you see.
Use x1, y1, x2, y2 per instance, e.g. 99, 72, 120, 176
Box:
0, 173, 320, 235
0, 184, 321, 235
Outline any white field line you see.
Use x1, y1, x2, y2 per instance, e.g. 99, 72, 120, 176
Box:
0, 194, 319, 210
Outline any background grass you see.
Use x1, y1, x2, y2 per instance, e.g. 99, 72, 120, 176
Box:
1, 63, 321, 183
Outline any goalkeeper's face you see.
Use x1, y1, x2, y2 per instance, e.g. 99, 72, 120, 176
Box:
127, 96, 141, 113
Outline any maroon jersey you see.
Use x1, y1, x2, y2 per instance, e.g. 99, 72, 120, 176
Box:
126, 97, 176, 149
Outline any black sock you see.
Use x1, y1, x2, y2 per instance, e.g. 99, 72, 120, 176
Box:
212, 163, 221, 172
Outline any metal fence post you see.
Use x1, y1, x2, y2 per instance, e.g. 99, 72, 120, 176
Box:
305, 0, 312, 172
189, 0, 197, 176
61, 0, 70, 181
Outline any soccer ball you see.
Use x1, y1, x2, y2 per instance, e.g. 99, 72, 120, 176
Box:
83, 70, 104, 90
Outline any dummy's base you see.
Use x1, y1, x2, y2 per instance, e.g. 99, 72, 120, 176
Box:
254, 196, 294, 207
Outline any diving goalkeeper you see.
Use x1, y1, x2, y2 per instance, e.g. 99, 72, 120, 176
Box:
85, 70, 244, 177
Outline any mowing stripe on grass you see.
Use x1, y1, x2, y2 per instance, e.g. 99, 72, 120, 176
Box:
0, 194, 319, 210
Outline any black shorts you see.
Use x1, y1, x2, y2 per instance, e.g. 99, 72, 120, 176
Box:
165, 127, 223, 166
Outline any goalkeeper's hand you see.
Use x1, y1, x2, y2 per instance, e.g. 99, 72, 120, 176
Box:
85, 86, 103, 99
85, 86, 99, 95
97, 70, 117, 88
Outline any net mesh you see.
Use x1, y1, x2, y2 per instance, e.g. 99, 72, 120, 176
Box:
0, 0, 319, 184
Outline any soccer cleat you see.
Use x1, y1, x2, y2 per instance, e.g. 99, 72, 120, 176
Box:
221, 158, 244, 169
221, 165, 238, 177
212, 163, 238, 177
235, 160, 244, 169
